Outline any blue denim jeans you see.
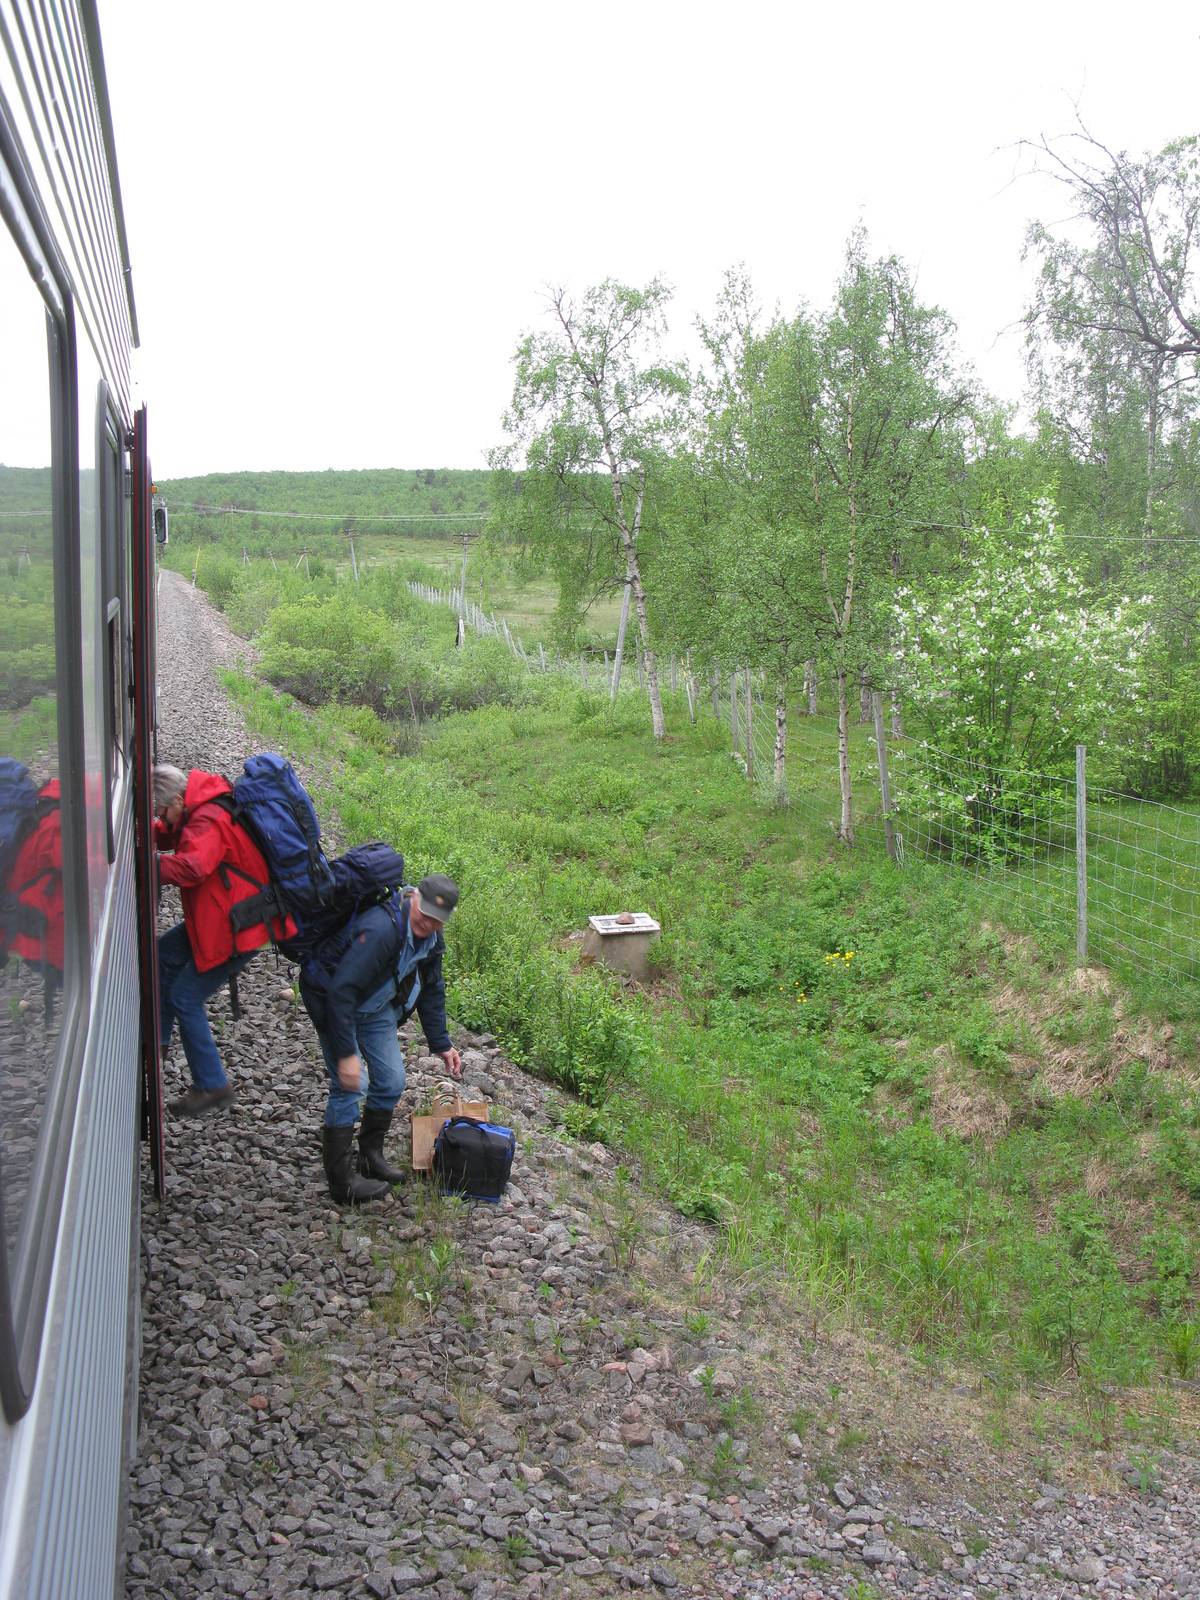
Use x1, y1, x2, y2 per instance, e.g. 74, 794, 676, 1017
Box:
318, 972, 406, 1126
158, 921, 255, 1092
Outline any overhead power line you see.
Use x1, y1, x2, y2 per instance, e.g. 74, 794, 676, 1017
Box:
168, 503, 487, 523
163, 500, 1200, 546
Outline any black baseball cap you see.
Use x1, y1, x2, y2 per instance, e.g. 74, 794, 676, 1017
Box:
416, 873, 459, 923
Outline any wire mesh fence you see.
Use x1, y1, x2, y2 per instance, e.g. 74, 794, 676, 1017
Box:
410, 580, 673, 700
695, 669, 1200, 992
407, 582, 1200, 991
1083, 786, 1200, 983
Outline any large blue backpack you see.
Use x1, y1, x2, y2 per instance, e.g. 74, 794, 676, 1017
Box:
221, 753, 336, 935
0, 759, 40, 877
0, 758, 45, 958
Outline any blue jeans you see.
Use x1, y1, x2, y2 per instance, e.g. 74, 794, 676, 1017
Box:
158, 922, 255, 1092
318, 972, 406, 1127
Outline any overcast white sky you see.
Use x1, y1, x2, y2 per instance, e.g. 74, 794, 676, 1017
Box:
98, 0, 1200, 480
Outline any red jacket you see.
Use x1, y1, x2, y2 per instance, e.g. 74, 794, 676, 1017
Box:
156, 769, 294, 972
7, 779, 63, 970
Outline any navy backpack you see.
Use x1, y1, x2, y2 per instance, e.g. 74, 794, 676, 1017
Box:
279, 840, 408, 964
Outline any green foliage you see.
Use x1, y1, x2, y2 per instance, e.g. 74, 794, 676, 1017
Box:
555, 1100, 613, 1144
892, 502, 1144, 857
490, 278, 689, 735
0, 560, 56, 713
260, 594, 412, 714
194, 570, 534, 724
158, 466, 490, 558
224, 668, 1200, 1397
1162, 1320, 1199, 1379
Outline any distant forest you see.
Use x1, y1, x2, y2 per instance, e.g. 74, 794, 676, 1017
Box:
159, 468, 490, 551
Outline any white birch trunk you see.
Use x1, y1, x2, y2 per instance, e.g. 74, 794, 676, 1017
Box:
604, 467, 664, 738
773, 680, 787, 803
684, 650, 697, 724
611, 574, 632, 700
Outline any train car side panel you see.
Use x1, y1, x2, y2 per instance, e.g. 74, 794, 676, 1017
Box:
3, 808, 139, 1600
0, 2, 146, 1596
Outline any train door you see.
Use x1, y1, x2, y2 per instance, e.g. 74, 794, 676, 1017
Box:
131, 410, 164, 1199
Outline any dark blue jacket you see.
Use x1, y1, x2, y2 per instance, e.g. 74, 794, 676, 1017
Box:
298, 898, 452, 1059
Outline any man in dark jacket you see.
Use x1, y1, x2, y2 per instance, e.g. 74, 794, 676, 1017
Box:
299, 873, 461, 1204
154, 763, 294, 1118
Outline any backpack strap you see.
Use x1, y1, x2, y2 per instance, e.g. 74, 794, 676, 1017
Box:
219, 861, 264, 892
218, 860, 285, 934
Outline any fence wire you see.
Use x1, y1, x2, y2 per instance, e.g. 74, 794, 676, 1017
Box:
410, 583, 1200, 991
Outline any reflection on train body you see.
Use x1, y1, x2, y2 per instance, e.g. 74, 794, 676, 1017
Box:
0, 226, 62, 1318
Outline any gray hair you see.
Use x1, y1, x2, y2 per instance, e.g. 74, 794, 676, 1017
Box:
152, 764, 187, 812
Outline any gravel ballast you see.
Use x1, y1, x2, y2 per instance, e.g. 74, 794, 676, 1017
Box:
125, 569, 1200, 1600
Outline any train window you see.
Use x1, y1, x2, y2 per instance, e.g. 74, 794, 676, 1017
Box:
0, 217, 71, 1395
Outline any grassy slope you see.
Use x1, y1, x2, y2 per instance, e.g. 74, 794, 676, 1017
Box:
159, 462, 626, 647
226, 667, 1200, 1406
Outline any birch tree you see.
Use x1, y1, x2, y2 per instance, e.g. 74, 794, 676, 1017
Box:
1024, 129, 1200, 794
1025, 129, 1200, 542
727, 241, 968, 842
489, 280, 688, 738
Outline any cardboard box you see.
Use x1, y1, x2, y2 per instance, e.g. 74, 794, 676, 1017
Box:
410, 1084, 489, 1171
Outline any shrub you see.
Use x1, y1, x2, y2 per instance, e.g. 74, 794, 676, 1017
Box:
436, 637, 527, 713
259, 595, 405, 713
193, 548, 241, 610
892, 500, 1143, 860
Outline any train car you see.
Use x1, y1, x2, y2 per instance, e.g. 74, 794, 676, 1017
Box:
0, 2, 161, 1596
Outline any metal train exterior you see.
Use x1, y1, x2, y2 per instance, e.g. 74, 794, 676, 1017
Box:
0, 2, 161, 1595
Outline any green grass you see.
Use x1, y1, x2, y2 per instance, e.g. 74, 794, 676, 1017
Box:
165, 534, 624, 650
223, 665, 1200, 1399
919, 793, 1200, 998
0, 692, 57, 767
759, 694, 1200, 999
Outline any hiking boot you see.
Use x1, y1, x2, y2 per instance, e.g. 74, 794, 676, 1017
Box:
169, 1084, 235, 1119
322, 1124, 390, 1206
358, 1106, 406, 1185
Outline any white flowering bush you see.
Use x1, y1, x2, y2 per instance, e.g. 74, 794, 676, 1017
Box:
890, 501, 1144, 860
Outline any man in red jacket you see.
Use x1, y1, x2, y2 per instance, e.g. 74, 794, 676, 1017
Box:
3, 776, 63, 1022
4, 777, 63, 973
153, 763, 292, 1118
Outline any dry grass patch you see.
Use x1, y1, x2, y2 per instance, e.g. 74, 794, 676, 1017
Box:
928, 1046, 1013, 1142
990, 958, 1179, 1104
